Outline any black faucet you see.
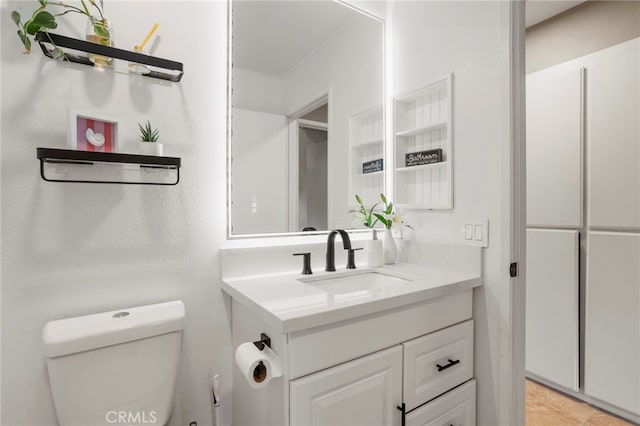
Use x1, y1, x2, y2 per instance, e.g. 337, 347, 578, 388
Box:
326, 229, 352, 272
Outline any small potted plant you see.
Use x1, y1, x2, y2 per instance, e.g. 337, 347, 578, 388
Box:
353, 193, 412, 265
138, 120, 162, 156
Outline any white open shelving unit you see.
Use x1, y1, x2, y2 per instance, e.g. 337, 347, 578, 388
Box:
349, 105, 384, 208
393, 74, 453, 209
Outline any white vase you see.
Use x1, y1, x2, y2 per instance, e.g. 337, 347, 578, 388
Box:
382, 228, 397, 265
366, 230, 383, 267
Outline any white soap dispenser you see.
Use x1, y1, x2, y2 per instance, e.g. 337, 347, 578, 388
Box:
366, 229, 383, 267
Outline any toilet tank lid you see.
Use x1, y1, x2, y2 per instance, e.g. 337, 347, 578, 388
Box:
43, 300, 185, 357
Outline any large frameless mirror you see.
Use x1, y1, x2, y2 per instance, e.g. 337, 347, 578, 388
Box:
227, 0, 384, 237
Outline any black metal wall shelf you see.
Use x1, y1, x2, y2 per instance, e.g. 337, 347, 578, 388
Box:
37, 148, 181, 185
35, 32, 184, 82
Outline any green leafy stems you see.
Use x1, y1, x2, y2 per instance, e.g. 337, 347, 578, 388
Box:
11, 0, 105, 57
138, 121, 160, 143
353, 193, 414, 230
354, 194, 381, 229
373, 193, 395, 229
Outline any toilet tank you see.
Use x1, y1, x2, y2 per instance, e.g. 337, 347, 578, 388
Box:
43, 301, 185, 426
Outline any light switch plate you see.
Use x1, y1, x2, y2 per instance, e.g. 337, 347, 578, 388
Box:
464, 225, 473, 240
474, 225, 483, 241
461, 219, 489, 247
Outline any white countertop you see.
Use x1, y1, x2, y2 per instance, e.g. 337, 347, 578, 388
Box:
221, 262, 482, 333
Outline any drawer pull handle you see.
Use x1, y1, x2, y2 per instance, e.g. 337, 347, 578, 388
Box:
436, 358, 460, 372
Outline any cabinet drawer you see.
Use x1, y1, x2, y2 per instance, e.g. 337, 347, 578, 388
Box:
406, 379, 476, 426
403, 320, 473, 411
289, 290, 472, 379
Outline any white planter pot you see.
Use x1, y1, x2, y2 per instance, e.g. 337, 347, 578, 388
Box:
139, 142, 163, 156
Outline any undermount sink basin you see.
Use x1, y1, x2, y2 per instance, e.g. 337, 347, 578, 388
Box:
298, 269, 412, 294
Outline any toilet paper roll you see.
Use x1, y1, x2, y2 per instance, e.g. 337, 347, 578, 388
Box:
235, 342, 283, 389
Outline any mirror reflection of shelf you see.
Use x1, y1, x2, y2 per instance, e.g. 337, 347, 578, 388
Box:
393, 74, 453, 209
352, 138, 384, 149
349, 105, 384, 206
353, 170, 384, 178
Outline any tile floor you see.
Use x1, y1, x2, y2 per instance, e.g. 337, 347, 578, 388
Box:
526, 379, 636, 426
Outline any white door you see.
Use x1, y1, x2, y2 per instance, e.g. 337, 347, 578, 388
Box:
290, 345, 402, 426
525, 229, 579, 391
585, 231, 640, 416
588, 41, 640, 229
526, 68, 584, 228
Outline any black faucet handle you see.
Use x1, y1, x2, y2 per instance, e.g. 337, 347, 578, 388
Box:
293, 252, 313, 275
346, 248, 363, 269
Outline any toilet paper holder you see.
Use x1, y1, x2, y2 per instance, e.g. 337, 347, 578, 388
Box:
253, 333, 271, 351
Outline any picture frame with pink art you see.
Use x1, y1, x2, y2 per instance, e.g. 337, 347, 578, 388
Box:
68, 109, 122, 152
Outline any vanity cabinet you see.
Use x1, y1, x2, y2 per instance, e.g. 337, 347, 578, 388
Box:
393, 75, 453, 209
291, 322, 475, 426
230, 289, 477, 426
290, 320, 475, 426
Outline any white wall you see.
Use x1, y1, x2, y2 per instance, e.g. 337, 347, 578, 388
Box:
284, 14, 383, 229
231, 108, 288, 235
390, 2, 505, 425
232, 67, 285, 114
1, 2, 230, 425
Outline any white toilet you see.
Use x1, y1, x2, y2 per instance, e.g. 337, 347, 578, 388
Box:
43, 300, 185, 426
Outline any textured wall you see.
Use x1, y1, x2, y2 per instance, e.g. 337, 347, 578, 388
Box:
1, 2, 230, 425
526, 0, 640, 73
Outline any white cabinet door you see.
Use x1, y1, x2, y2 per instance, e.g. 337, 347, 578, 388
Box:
526, 68, 583, 227
403, 320, 474, 411
406, 379, 476, 426
525, 229, 579, 391
290, 345, 402, 426
588, 42, 640, 229
585, 232, 640, 416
